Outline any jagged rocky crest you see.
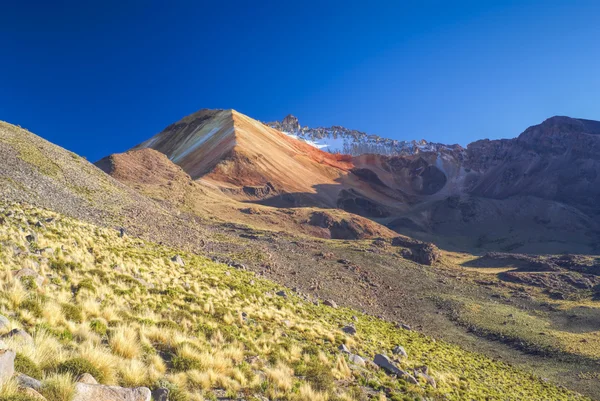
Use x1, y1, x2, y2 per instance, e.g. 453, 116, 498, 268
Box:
266, 114, 458, 156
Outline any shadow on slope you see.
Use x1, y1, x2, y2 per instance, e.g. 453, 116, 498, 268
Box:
247, 179, 600, 255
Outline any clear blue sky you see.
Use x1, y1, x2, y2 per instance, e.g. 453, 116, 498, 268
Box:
1, 1, 599, 161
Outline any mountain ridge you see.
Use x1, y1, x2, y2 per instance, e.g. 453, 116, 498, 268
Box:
266, 114, 459, 156
118, 108, 600, 254
268, 113, 600, 157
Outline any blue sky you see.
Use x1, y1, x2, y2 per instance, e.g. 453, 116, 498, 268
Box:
1, 0, 599, 161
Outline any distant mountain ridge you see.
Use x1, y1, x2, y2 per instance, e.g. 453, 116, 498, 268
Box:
266, 114, 458, 156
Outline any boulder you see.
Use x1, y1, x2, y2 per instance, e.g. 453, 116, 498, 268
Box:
21, 388, 47, 400
2, 328, 34, 346
151, 387, 169, 401
415, 370, 436, 388
0, 349, 16, 385
392, 237, 441, 265
392, 345, 408, 358
76, 373, 98, 384
275, 290, 287, 298
342, 325, 357, 335
37, 247, 54, 256
348, 354, 366, 367
373, 354, 401, 375
323, 299, 338, 308
16, 373, 42, 390
73, 383, 151, 401
395, 322, 412, 331
13, 268, 45, 288
410, 243, 441, 265
373, 354, 418, 384
400, 248, 413, 260
134, 278, 154, 289
171, 255, 184, 266
338, 344, 351, 354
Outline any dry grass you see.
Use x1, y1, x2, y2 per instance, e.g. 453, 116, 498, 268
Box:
109, 326, 142, 359
0, 202, 587, 401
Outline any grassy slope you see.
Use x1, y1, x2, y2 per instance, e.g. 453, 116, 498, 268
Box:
439, 252, 600, 361
0, 201, 586, 401
0, 121, 210, 255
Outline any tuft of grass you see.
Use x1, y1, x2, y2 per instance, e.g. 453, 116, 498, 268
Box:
89, 319, 107, 336
61, 304, 83, 323
0, 395, 42, 401
18, 276, 38, 291
14, 353, 42, 380
109, 326, 141, 359
75, 279, 96, 295
293, 358, 334, 392
39, 373, 75, 401
57, 357, 104, 383
171, 355, 202, 372
20, 298, 44, 318
48, 259, 81, 274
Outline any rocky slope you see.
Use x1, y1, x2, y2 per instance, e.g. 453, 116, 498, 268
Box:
97, 148, 396, 240
0, 121, 213, 254
381, 116, 600, 253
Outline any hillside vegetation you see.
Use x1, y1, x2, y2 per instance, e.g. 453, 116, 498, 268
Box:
0, 201, 587, 400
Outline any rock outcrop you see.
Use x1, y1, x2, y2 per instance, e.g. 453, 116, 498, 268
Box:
373, 354, 418, 384
392, 237, 441, 265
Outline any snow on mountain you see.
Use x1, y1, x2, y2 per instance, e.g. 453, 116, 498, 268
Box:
266, 114, 459, 156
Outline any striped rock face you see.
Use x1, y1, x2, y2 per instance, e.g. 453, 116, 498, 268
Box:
131, 109, 354, 206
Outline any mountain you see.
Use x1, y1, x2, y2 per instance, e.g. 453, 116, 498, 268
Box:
384, 116, 600, 253
129, 109, 356, 208
124, 109, 600, 254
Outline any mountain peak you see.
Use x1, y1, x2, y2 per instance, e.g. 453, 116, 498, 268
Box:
128, 108, 352, 200
281, 114, 301, 132
515, 115, 600, 156
538, 115, 600, 135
